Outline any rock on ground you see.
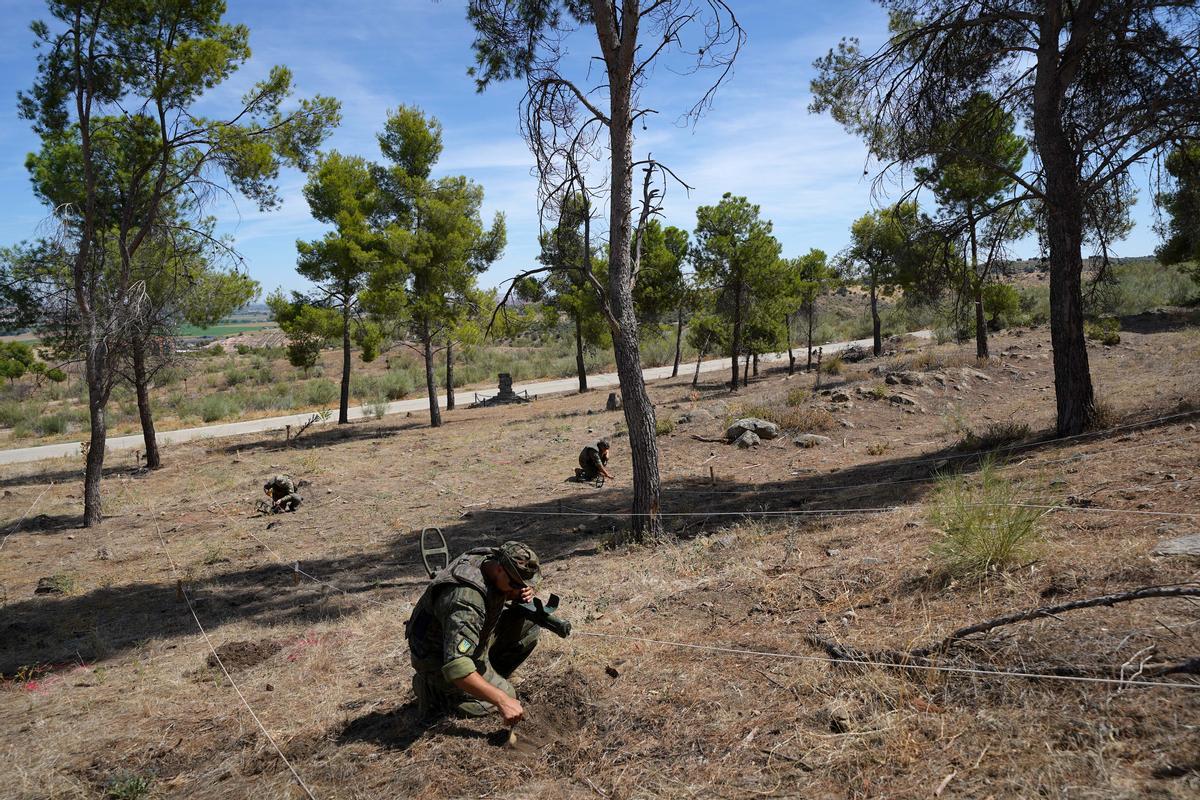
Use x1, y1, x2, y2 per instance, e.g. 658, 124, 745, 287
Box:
734, 431, 761, 448
1152, 533, 1200, 556
794, 434, 833, 448
726, 417, 780, 441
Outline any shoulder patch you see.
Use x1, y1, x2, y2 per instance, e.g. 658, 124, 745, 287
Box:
457, 638, 474, 655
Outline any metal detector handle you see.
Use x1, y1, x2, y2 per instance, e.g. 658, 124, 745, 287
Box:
514, 593, 572, 638
420, 527, 450, 578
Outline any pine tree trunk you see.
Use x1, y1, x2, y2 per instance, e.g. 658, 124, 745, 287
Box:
605, 47, 661, 542
870, 274, 882, 356
338, 301, 351, 424
422, 322, 441, 428
446, 341, 455, 410
752, 351, 759, 376
671, 305, 683, 378
1034, 39, 1094, 436
574, 312, 588, 392
743, 352, 750, 386
730, 279, 744, 389
132, 339, 160, 469
83, 345, 108, 527
786, 313, 795, 374
806, 304, 815, 371
692, 338, 707, 388
975, 287, 988, 360
968, 207, 988, 360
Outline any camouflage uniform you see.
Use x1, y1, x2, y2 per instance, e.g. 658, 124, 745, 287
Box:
405, 542, 542, 718
575, 441, 609, 481
263, 474, 302, 512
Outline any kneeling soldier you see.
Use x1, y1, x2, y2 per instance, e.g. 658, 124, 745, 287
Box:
405, 541, 542, 725
263, 474, 302, 512
575, 439, 614, 482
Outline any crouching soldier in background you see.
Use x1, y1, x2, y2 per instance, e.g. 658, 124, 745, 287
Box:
262, 474, 302, 513
575, 439, 614, 483
405, 541, 542, 725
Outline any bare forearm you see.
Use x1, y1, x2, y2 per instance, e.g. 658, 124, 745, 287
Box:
453, 671, 510, 707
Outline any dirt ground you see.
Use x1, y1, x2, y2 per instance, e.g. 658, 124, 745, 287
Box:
1, 315, 1198, 799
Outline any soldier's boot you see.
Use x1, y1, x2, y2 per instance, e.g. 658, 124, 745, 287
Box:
489, 607, 541, 679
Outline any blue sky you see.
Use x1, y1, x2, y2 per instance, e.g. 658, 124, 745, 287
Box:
0, 0, 1164, 298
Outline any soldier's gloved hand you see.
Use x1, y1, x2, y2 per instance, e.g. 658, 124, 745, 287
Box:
498, 696, 525, 726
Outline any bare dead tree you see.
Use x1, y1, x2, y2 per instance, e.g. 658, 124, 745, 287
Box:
468, 0, 745, 541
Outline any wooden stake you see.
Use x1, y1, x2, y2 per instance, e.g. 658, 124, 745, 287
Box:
709, 465, 715, 486
285, 425, 292, 441
175, 579, 183, 602
814, 348, 823, 390
293, 562, 301, 585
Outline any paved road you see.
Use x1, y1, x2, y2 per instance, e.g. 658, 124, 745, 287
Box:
0, 331, 930, 465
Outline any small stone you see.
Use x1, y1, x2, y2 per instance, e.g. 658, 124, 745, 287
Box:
888, 393, 918, 406
861, 557, 888, 566
830, 391, 852, 403
793, 434, 833, 449
1185, 424, 1196, 432
838, 419, 855, 429
265, 683, 274, 692
1152, 533, 1200, 557
95, 547, 113, 561
734, 430, 761, 449
825, 548, 841, 557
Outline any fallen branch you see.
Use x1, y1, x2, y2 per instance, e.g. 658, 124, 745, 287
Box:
913, 585, 1200, 657
690, 434, 728, 443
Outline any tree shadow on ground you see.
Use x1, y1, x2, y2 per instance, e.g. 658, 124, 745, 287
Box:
214, 419, 426, 455
337, 702, 496, 752
1119, 307, 1200, 334
0, 463, 136, 491
2, 512, 83, 534
2, 408, 1192, 677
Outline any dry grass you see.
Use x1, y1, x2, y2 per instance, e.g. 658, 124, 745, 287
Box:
1, 325, 1198, 798
737, 402, 837, 433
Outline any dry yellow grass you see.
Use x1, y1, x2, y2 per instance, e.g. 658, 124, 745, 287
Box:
1, 324, 1198, 798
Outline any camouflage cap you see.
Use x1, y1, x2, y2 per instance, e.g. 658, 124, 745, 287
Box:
495, 540, 541, 589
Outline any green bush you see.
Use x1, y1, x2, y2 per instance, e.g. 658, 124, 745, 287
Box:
1084, 316, 1121, 345
737, 402, 836, 433
1016, 286, 1050, 326
300, 379, 338, 406
35, 414, 69, 436
928, 461, 1043, 581
655, 417, 675, 436
198, 394, 243, 422
821, 354, 843, 375
0, 399, 35, 429
785, 387, 810, 407
957, 421, 1031, 451
104, 771, 152, 800
983, 284, 1022, 329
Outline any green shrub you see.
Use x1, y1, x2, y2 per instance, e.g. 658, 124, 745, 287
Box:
198, 394, 243, 422
1084, 316, 1121, 345
957, 421, 1031, 451
655, 417, 675, 437
104, 771, 152, 800
35, 414, 69, 436
300, 379, 338, 406
738, 403, 836, 433
821, 354, 843, 375
928, 461, 1043, 581
1016, 285, 1050, 326
361, 399, 389, 420
785, 387, 810, 406
0, 400, 35, 429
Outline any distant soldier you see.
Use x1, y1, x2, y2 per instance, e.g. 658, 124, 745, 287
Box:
405, 541, 543, 724
262, 474, 302, 513
575, 439, 614, 483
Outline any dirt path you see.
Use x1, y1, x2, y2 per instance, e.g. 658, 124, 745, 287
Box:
0, 331, 928, 465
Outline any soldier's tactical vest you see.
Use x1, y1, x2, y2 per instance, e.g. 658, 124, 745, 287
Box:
406, 547, 501, 668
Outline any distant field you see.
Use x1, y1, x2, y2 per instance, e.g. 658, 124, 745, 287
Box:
176, 321, 278, 338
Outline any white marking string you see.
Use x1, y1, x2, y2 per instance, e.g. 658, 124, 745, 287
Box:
242, 527, 391, 608
155, 525, 319, 800
483, 502, 1198, 519
574, 630, 1200, 691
